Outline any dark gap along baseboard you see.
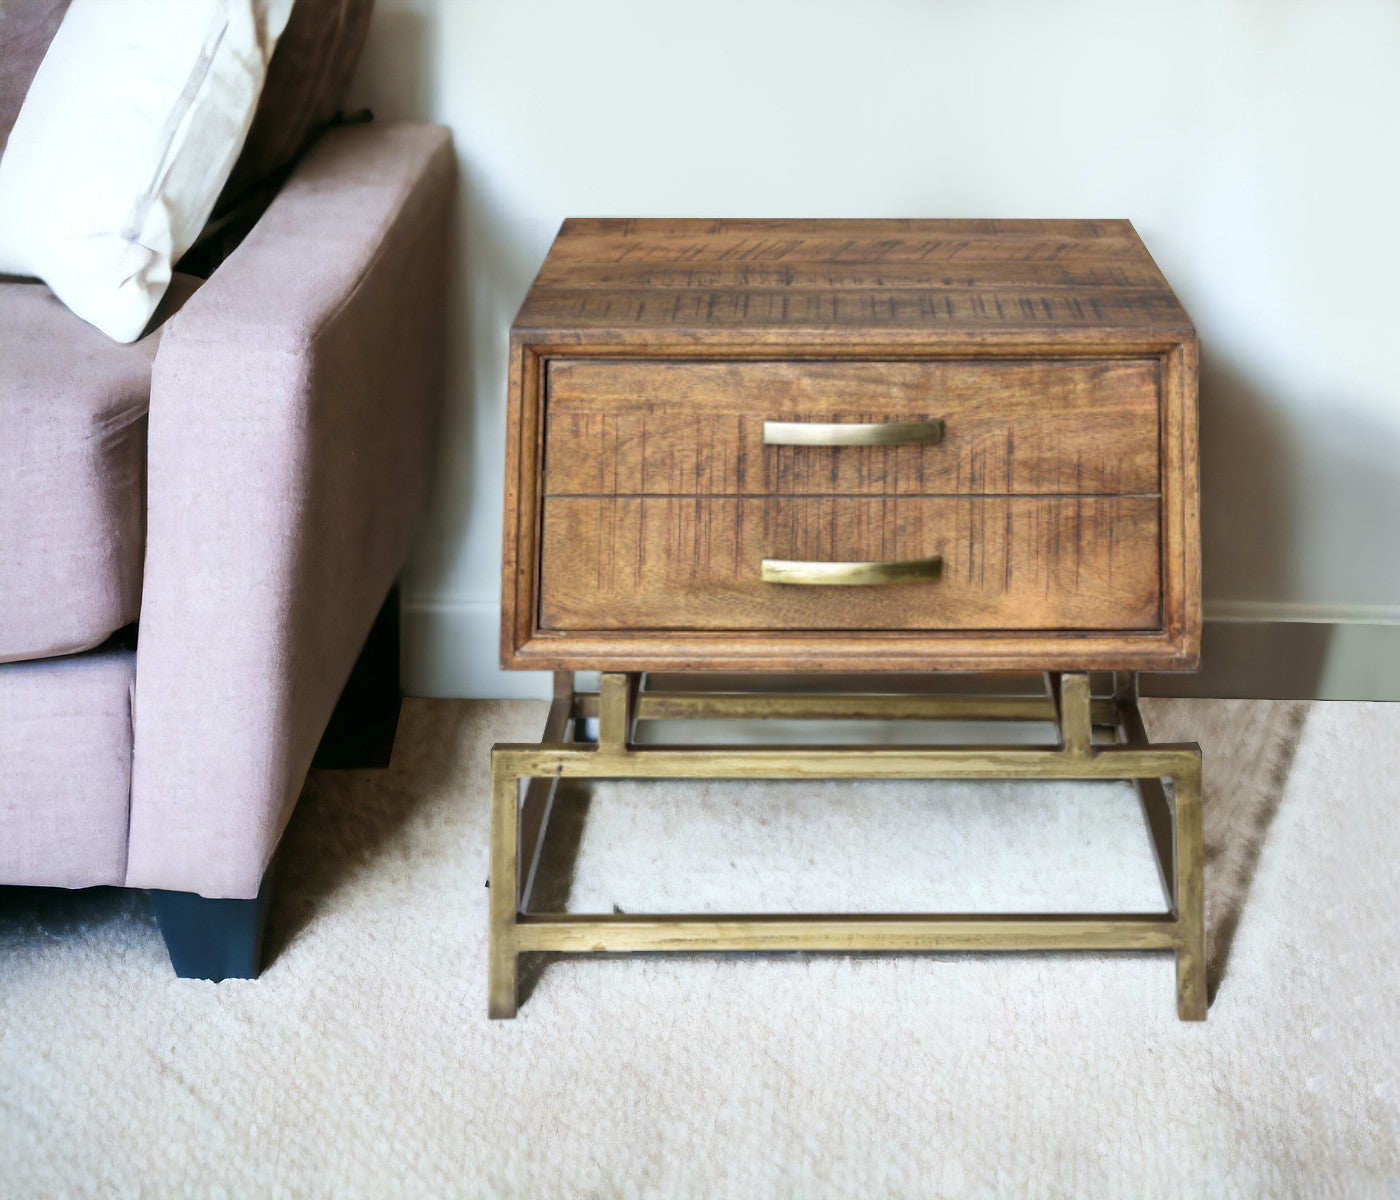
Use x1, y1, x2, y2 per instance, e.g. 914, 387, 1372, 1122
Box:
572, 622, 1400, 704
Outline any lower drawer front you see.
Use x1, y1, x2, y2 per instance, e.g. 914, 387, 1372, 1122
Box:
540, 496, 1160, 632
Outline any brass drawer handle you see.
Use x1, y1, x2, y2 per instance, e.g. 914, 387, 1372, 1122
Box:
760, 555, 943, 586
762, 419, 944, 446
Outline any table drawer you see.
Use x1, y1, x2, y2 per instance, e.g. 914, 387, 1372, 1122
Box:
540, 495, 1160, 632
545, 359, 1160, 497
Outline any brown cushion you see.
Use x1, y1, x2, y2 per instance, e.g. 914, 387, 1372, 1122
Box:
214, 0, 375, 214
0, 0, 70, 161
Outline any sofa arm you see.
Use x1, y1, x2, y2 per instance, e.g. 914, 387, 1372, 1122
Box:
126, 121, 453, 897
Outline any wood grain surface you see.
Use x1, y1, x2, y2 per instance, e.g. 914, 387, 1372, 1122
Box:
545, 358, 1160, 497
540, 496, 1160, 632
502, 218, 1200, 672
514, 218, 1193, 345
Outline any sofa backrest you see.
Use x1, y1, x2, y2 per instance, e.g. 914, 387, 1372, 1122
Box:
217, 0, 374, 214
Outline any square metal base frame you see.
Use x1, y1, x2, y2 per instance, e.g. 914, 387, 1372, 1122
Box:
489, 671, 1205, 1020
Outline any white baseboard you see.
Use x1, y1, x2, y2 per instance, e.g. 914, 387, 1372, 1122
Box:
1143, 620, 1400, 701
404, 595, 1400, 702
402, 596, 552, 700
1204, 600, 1400, 625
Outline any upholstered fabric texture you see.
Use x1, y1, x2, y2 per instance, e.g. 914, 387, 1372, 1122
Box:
126, 121, 452, 898
0, 645, 134, 888
0, 0, 69, 161
215, 0, 375, 214
0, 276, 199, 663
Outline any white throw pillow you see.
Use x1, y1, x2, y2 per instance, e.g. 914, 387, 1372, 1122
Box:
0, 0, 294, 343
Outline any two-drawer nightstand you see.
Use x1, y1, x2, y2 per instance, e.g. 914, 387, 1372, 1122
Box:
492, 218, 1203, 1019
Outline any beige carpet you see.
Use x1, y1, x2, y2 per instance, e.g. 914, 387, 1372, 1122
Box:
2, 698, 1398, 1198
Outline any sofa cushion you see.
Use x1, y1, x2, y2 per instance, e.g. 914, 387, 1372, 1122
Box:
0, 643, 135, 888
0, 276, 199, 663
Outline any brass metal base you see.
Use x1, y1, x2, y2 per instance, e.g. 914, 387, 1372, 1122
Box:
488, 671, 1206, 1021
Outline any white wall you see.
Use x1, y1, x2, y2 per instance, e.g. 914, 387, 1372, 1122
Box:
346, 0, 1400, 699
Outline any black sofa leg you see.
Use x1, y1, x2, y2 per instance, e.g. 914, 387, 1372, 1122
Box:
150, 872, 274, 981
313, 585, 403, 769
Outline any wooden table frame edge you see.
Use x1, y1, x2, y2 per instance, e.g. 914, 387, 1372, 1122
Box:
500, 333, 1201, 675
488, 670, 1206, 1022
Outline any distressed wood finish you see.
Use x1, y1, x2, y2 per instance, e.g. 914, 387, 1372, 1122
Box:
545, 358, 1160, 497
502, 217, 1199, 673
514, 218, 1194, 346
494, 222, 1204, 1018
540, 495, 1160, 632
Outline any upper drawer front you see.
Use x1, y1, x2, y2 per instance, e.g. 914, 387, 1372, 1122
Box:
544, 359, 1160, 497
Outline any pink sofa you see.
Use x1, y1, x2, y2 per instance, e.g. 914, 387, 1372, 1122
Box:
0, 1, 451, 977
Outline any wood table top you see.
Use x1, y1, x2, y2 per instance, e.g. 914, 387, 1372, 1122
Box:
513, 218, 1193, 347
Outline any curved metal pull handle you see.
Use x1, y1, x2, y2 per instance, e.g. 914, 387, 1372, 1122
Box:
762, 419, 944, 447
760, 555, 943, 586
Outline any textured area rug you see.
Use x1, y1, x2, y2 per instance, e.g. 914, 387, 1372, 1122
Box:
2, 699, 1397, 1198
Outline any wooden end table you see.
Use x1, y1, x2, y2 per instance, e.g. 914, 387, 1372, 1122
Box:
493, 218, 1203, 1020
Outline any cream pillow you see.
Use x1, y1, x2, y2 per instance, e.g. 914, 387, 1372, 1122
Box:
0, 0, 295, 343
